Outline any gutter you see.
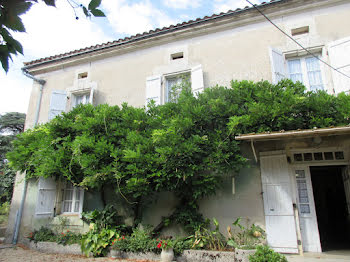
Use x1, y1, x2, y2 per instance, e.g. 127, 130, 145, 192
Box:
12, 69, 46, 244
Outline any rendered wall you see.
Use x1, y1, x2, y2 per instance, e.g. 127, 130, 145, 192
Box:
7, 0, 350, 242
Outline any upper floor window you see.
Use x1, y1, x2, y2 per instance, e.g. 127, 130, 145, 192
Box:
287, 56, 324, 91
145, 65, 204, 106
73, 92, 91, 107
165, 73, 190, 103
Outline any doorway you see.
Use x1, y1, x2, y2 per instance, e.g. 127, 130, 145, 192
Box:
310, 166, 350, 251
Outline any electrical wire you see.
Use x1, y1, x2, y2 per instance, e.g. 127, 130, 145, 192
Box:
246, 0, 350, 80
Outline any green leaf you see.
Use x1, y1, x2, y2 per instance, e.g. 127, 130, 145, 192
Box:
0, 53, 10, 72
83, 6, 89, 17
90, 8, 105, 17
43, 0, 56, 7
88, 0, 102, 10
3, 14, 25, 32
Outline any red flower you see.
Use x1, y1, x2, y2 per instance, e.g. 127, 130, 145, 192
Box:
122, 236, 125, 240
157, 242, 162, 249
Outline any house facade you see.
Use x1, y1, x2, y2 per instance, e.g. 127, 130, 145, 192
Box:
6, 0, 350, 254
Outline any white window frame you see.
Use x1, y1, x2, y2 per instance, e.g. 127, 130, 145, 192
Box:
287, 55, 325, 91
164, 72, 190, 103
61, 182, 84, 215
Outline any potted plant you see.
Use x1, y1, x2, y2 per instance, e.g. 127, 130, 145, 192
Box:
110, 235, 124, 258
157, 238, 174, 262
227, 217, 266, 262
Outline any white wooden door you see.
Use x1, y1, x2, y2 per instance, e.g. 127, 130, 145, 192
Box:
293, 167, 322, 252
260, 154, 298, 253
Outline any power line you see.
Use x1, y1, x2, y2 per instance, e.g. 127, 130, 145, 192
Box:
246, 0, 350, 80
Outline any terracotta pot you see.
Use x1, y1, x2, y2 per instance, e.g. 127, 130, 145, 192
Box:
161, 247, 174, 262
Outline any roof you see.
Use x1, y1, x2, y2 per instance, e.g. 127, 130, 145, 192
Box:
235, 126, 350, 141
23, 0, 286, 68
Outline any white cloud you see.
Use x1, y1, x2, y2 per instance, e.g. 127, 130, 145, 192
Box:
213, 0, 263, 13
164, 0, 201, 9
0, 1, 112, 115
102, 0, 177, 36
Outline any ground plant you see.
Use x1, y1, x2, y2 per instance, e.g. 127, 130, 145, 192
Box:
227, 217, 266, 249
8, 80, 350, 236
248, 245, 288, 262
28, 226, 82, 245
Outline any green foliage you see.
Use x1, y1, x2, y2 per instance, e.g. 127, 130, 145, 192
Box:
81, 227, 117, 257
27, 226, 82, 245
227, 217, 265, 249
249, 245, 288, 262
56, 230, 82, 246
7, 80, 350, 233
190, 218, 226, 251
118, 226, 159, 253
28, 227, 56, 243
0, 0, 105, 72
0, 112, 25, 203
82, 204, 123, 231
0, 201, 10, 224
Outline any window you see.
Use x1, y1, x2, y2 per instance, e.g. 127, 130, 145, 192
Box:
165, 74, 190, 103
145, 65, 204, 106
61, 182, 84, 214
73, 93, 90, 107
287, 56, 324, 91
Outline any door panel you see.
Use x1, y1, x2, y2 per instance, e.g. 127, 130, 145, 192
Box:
293, 167, 322, 252
260, 154, 298, 253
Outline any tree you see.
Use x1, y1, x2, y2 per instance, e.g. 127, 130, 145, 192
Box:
0, 112, 26, 203
7, 80, 350, 232
0, 0, 105, 72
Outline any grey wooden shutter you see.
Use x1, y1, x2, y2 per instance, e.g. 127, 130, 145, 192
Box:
146, 75, 162, 106
328, 37, 350, 94
35, 177, 56, 218
49, 90, 67, 120
191, 65, 204, 97
269, 47, 286, 84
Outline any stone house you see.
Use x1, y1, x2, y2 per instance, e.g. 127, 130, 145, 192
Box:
6, 0, 350, 254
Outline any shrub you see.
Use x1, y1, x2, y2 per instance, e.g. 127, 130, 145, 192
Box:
27, 227, 82, 245
249, 245, 288, 262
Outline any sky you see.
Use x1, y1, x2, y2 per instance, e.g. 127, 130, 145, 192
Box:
0, 0, 264, 115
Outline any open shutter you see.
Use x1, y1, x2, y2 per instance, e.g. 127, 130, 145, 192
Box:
35, 177, 56, 218
260, 153, 298, 253
269, 48, 286, 84
328, 37, 350, 94
89, 88, 95, 105
49, 90, 67, 120
191, 65, 204, 96
146, 75, 161, 106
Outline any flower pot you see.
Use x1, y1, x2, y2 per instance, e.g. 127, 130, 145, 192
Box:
110, 249, 121, 258
161, 247, 174, 262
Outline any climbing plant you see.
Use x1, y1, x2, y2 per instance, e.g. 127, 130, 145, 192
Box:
7, 80, 350, 232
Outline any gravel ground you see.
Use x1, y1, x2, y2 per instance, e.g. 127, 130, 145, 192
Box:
0, 245, 154, 262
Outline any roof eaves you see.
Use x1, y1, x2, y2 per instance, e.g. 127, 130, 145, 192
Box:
23, 0, 286, 69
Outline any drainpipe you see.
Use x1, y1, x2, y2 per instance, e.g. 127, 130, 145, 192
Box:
12, 69, 46, 244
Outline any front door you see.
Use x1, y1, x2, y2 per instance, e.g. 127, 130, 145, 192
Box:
260, 154, 298, 253
292, 166, 322, 252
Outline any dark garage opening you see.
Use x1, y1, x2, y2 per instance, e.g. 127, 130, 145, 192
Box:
310, 166, 350, 251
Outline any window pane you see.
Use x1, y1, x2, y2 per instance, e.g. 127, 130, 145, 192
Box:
288, 59, 303, 83
63, 201, 72, 212
306, 57, 324, 91
84, 94, 90, 104
74, 201, 80, 212
64, 190, 73, 201
166, 77, 183, 102
300, 204, 310, 214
